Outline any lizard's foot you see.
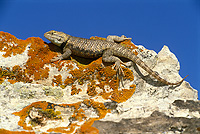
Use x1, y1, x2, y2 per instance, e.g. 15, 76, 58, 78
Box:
112, 61, 125, 87
106, 35, 132, 42
50, 56, 62, 63
112, 61, 125, 77
121, 35, 132, 40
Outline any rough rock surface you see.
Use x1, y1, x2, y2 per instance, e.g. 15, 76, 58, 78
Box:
0, 31, 199, 134
93, 101, 200, 134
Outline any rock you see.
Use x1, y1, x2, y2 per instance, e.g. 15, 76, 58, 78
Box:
0, 31, 199, 133
93, 108, 200, 134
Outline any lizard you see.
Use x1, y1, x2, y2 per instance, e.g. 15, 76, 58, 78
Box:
44, 30, 188, 85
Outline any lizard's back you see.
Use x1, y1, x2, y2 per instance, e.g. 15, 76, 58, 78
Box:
66, 36, 123, 58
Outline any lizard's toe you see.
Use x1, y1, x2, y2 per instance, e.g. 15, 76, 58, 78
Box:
113, 61, 125, 77
113, 61, 125, 87
101, 63, 105, 68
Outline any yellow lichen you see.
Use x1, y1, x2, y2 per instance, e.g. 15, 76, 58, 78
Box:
90, 36, 107, 41
39, 109, 62, 120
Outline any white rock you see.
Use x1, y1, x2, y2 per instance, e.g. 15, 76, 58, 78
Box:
0, 43, 198, 133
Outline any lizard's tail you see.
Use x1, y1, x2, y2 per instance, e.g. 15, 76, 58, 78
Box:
150, 72, 188, 85
129, 53, 188, 85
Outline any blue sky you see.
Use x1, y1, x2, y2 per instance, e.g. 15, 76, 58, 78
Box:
1, 0, 199, 99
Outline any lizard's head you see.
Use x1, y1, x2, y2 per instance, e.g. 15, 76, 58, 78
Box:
44, 30, 70, 47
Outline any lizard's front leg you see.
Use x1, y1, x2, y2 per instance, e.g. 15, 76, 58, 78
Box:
51, 48, 72, 62
102, 49, 125, 77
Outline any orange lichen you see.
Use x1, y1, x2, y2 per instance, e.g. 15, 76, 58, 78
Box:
52, 74, 63, 86
111, 86, 136, 103
122, 66, 134, 81
1, 32, 138, 133
65, 63, 74, 70
64, 76, 75, 86
0, 32, 136, 102
0, 65, 32, 84
65, 41, 136, 101
87, 80, 98, 96
0, 78, 4, 84
7, 79, 17, 84
25, 37, 56, 80
80, 119, 99, 134
47, 126, 76, 134
0, 31, 28, 57
78, 99, 109, 134
0, 32, 57, 83
83, 99, 108, 119
12, 101, 49, 130
121, 40, 139, 55
11, 99, 109, 134
62, 55, 136, 103
0, 129, 36, 134
121, 39, 138, 49
12, 101, 67, 132
71, 84, 82, 95
72, 108, 87, 121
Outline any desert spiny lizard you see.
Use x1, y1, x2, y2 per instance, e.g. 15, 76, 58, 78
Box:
44, 30, 187, 85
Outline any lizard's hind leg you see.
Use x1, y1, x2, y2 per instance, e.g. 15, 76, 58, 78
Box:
102, 49, 125, 86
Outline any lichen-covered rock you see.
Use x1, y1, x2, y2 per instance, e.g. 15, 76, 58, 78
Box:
0, 31, 198, 133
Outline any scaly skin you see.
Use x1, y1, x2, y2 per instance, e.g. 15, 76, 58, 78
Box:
44, 30, 187, 85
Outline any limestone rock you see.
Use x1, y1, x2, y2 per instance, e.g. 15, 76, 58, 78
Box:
0, 31, 199, 133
